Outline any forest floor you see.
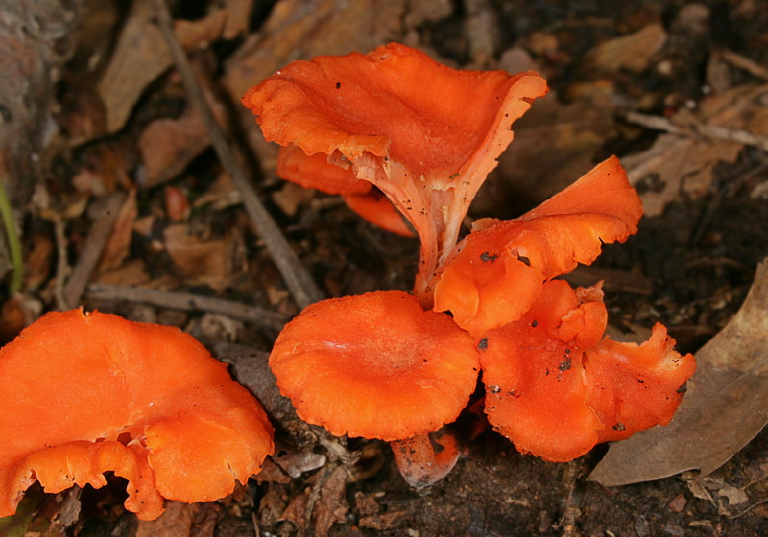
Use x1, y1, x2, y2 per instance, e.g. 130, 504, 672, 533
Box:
1, 0, 768, 536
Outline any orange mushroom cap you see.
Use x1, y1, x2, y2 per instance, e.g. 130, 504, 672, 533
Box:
269, 290, 480, 441
243, 43, 548, 305
344, 189, 415, 237
0, 309, 274, 521
433, 155, 643, 336
277, 145, 414, 237
277, 145, 371, 197
585, 323, 697, 444
480, 280, 695, 462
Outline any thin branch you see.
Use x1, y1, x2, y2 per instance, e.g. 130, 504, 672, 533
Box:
719, 50, 768, 82
150, 0, 324, 310
86, 283, 286, 330
624, 111, 768, 152
62, 193, 126, 309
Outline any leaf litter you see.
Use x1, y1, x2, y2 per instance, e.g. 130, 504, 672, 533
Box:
1, 0, 768, 535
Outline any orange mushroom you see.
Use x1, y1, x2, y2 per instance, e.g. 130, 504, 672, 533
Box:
433, 155, 643, 336
0, 309, 274, 521
269, 290, 481, 486
277, 144, 371, 197
243, 43, 548, 306
480, 279, 695, 462
277, 145, 414, 237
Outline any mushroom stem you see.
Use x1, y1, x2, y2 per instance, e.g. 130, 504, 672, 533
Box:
390, 429, 463, 490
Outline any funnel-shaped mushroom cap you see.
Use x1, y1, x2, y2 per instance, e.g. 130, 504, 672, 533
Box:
278, 146, 414, 237
269, 291, 480, 441
277, 145, 371, 197
433, 155, 643, 336
243, 43, 548, 304
481, 280, 695, 462
0, 309, 274, 521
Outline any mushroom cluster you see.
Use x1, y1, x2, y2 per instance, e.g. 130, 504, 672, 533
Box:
243, 43, 695, 483
0, 309, 274, 520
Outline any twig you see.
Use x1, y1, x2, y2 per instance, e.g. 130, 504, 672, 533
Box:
86, 283, 286, 330
62, 193, 126, 309
150, 0, 324, 310
719, 50, 768, 82
624, 111, 768, 152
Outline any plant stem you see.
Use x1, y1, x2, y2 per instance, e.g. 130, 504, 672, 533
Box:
0, 178, 22, 294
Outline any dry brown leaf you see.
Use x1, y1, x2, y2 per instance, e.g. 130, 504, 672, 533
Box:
624, 135, 742, 217
589, 259, 768, 486
485, 90, 613, 215
587, 23, 667, 74
223, 0, 253, 39
97, 0, 172, 133
312, 465, 349, 537
273, 182, 317, 218
163, 223, 233, 291
175, 10, 228, 50
225, 0, 406, 101
138, 94, 227, 188
93, 259, 151, 288
98, 189, 137, 271
624, 83, 768, 216
24, 232, 55, 291
135, 501, 199, 537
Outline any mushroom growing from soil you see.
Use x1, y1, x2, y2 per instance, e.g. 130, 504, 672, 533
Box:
433, 155, 644, 336
480, 279, 696, 462
0, 309, 274, 521
269, 290, 481, 487
242, 42, 548, 306
245, 43, 694, 482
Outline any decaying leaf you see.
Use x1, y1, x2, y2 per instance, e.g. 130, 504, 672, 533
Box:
589, 259, 768, 486
98, 189, 137, 271
624, 83, 768, 216
97, 0, 172, 133
586, 23, 667, 74
624, 135, 742, 217
163, 223, 233, 291
489, 91, 613, 216
135, 501, 200, 537
224, 0, 406, 101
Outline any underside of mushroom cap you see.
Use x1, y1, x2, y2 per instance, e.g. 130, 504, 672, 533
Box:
0, 309, 274, 520
269, 290, 481, 441
243, 43, 548, 304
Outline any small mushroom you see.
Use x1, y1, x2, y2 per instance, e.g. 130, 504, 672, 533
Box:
433, 155, 644, 336
480, 280, 695, 462
0, 309, 274, 520
243, 43, 548, 305
269, 290, 481, 485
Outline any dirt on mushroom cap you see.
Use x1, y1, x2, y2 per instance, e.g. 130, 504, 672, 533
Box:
481, 280, 695, 462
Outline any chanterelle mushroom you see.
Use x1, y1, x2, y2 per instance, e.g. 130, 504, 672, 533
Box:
0, 309, 274, 521
480, 280, 696, 462
242, 42, 548, 306
433, 155, 644, 336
